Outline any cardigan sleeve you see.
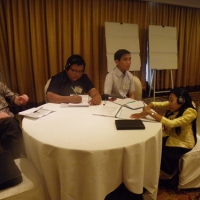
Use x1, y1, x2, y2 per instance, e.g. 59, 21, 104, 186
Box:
161, 108, 197, 128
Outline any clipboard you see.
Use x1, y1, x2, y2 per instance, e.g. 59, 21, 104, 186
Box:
115, 119, 145, 130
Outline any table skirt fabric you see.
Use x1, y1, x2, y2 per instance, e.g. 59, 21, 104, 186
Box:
22, 103, 162, 200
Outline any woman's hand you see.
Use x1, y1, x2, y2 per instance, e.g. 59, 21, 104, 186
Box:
130, 105, 152, 119
130, 111, 148, 119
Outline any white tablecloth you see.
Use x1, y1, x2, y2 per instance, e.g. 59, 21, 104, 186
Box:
22, 103, 162, 200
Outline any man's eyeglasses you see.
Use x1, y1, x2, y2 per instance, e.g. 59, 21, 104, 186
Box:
70, 68, 84, 75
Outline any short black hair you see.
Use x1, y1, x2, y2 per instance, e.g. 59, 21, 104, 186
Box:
114, 49, 131, 61
65, 54, 86, 70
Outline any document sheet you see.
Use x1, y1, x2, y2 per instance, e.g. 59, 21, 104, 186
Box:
119, 107, 156, 122
61, 95, 90, 107
93, 101, 122, 117
18, 107, 55, 118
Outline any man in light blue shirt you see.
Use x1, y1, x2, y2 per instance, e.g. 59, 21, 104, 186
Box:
104, 49, 135, 99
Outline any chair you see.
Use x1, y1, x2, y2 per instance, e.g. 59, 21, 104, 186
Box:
0, 158, 48, 200
178, 106, 200, 189
44, 79, 51, 103
133, 75, 142, 100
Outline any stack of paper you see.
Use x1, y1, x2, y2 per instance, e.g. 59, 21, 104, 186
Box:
93, 101, 122, 117
93, 99, 157, 121
68, 95, 90, 107
18, 107, 55, 119
60, 95, 90, 107
113, 99, 145, 110
119, 107, 156, 122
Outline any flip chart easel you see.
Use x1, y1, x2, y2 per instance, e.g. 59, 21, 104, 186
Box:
105, 22, 141, 72
149, 69, 174, 101
148, 25, 178, 101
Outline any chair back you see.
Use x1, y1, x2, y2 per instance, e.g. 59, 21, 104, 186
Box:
197, 106, 200, 134
178, 106, 200, 189
132, 75, 142, 100
44, 79, 51, 103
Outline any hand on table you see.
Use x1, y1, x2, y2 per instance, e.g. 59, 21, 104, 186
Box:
130, 111, 148, 119
69, 95, 82, 103
130, 106, 151, 119
89, 94, 102, 105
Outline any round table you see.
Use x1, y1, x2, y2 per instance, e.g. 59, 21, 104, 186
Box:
22, 103, 162, 200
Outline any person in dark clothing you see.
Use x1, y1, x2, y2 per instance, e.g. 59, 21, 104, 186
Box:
46, 54, 101, 105
0, 81, 29, 190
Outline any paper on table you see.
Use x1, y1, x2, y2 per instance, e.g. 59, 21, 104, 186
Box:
93, 102, 122, 117
68, 95, 90, 107
112, 98, 136, 105
118, 107, 157, 122
18, 107, 56, 119
112, 99, 145, 110
124, 100, 145, 110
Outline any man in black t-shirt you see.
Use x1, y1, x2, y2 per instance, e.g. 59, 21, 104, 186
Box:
46, 55, 101, 105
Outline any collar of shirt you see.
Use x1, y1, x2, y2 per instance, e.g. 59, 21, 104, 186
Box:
114, 67, 126, 78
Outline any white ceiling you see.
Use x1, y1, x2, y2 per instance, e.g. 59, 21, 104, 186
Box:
139, 0, 200, 9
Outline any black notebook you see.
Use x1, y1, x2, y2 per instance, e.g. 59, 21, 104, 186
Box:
115, 119, 145, 130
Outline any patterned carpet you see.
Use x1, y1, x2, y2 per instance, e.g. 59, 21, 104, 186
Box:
157, 186, 200, 200
144, 91, 200, 200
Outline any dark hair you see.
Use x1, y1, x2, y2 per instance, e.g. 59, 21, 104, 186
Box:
165, 87, 197, 143
65, 55, 86, 70
114, 49, 131, 61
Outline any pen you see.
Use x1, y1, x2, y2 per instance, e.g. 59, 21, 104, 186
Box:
71, 86, 77, 94
126, 100, 136, 105
103, 94, 108, 105
143, 101, 146, 111
34, 107, 43, 113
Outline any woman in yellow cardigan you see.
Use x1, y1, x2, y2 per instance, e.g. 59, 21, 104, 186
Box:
130, 87, 197, 186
